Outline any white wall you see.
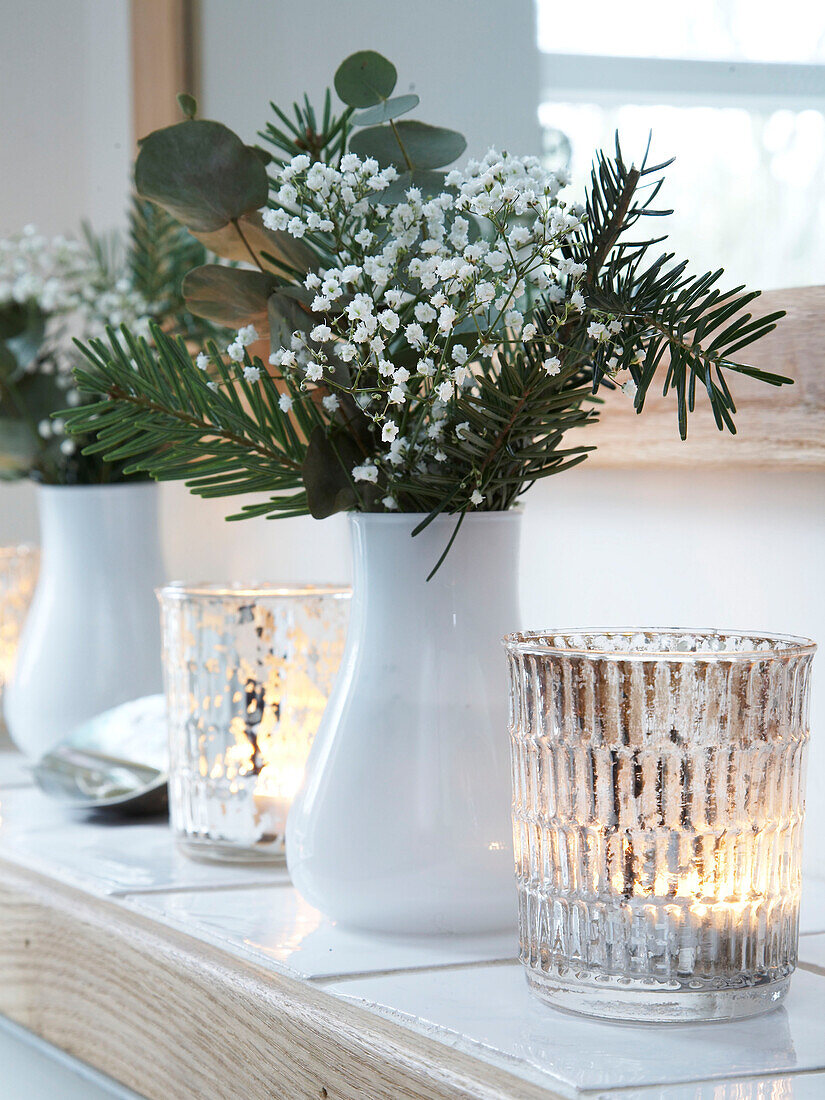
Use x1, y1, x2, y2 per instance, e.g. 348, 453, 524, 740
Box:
0, 0, 132, 236
0, 0, 133, 563
2, 0, 824, 876
199, 0, 541, 158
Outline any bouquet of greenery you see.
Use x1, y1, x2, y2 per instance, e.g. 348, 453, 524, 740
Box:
0, 202, 220, 483
65, 50, 789, 560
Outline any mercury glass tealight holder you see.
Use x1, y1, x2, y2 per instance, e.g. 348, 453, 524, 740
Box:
0, 544, 39, 690
504, 628, 816, 1024
158, 583, 350, 863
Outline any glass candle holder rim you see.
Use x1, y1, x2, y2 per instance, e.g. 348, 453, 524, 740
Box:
503, 626, 817, 662
0, 543, 38, 560
157, 581, 351, 602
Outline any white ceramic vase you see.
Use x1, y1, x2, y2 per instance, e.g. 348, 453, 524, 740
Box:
286, 510, 522, 934
4, 482, 166, 759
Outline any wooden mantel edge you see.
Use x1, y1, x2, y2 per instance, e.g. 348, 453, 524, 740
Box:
0, 858, 559, 1100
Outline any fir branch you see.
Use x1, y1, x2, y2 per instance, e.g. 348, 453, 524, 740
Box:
543, 137, 791, 439
64, 325, 314, 514
259, 90, 353, 168
127, 197, 226, 343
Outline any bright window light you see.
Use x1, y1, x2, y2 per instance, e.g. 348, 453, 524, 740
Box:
537, 0, 825, 64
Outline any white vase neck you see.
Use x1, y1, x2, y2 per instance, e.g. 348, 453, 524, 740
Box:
345, 509, 522, 644
348, 509, 522, 594
37, 482, 164, 577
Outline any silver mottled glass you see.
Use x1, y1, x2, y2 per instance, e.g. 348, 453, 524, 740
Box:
0, 545, 39, 688
159, 583, 350, 863
504, 629, 816, 1023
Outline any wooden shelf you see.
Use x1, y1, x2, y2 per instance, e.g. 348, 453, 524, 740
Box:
0, 859, 551, 1100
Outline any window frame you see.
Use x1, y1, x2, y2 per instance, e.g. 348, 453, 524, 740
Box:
540, 52, 825, 109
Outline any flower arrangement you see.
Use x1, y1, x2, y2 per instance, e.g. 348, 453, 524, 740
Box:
65, 51, 790, 559
0, 202, 220, 483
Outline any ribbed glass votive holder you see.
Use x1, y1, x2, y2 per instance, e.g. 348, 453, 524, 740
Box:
504, 629, 816, 1023
0, 544, 39, 688
159, 583, 350, 863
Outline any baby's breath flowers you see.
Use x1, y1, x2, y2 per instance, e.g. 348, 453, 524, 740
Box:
227, 148, 592, 511
0, 226, 86, 314
0, 226, 159, 475
1, 209, 217, 483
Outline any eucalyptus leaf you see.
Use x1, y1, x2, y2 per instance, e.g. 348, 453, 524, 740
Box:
192, 212, 318, 276
0, 340, 17, 377
377, 170, 448, 205
267, 291, 311, 350
0, 303, 36, 341
301, 425, 359, 518
183, 265, 280, 328
352, 94, 419, 127
277, 285, 315, 307
3, 370, 74, 429
5, 317, 47, 375
349, 120, 466, 171
248, 145, 273, 167
453, 315, 488, 336
135, 120, 269, 233
0, 303, 47, 376
334, 51, 397, 108
177, 92, 197, 120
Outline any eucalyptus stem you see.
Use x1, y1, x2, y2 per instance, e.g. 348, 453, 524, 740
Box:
232, 218, 263, 270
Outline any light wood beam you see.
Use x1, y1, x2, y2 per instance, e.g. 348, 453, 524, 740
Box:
130, 0, 196, 145
0, 860, 561, 1100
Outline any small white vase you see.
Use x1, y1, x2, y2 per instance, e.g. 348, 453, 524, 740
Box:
4, 482, 166, 759
286, 510, 522, 934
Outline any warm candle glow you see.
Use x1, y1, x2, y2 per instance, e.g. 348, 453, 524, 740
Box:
505, 628, 815, 1022
160, 583, 349, 862
0, 546, 39, 686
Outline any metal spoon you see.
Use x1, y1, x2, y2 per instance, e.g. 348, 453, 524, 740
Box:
32, 694, 168, 816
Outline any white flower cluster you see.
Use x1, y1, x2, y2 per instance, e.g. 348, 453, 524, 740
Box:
0, 226, 157, 369
583, 315, 639, 397
0, 226, 162, 454
0, 226, 87, 314
233, 150, 590, 510
261, 153, 400, 242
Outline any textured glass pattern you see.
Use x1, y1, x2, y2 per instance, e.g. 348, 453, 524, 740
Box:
0, 545, 39, 687
159, 584, 349, 863
504, 629, 816, 1022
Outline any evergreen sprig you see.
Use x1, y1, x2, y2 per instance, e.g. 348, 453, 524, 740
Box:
67, 324, 319, 518
65, 313, 601, 525
127, 198, 226, 343
547, 138, 789, 438
259, 89, 353, 168
389, 335, 599, 516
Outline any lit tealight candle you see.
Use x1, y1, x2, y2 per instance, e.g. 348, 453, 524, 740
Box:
160, 583, 349, 863
505, 628, 815, 1023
